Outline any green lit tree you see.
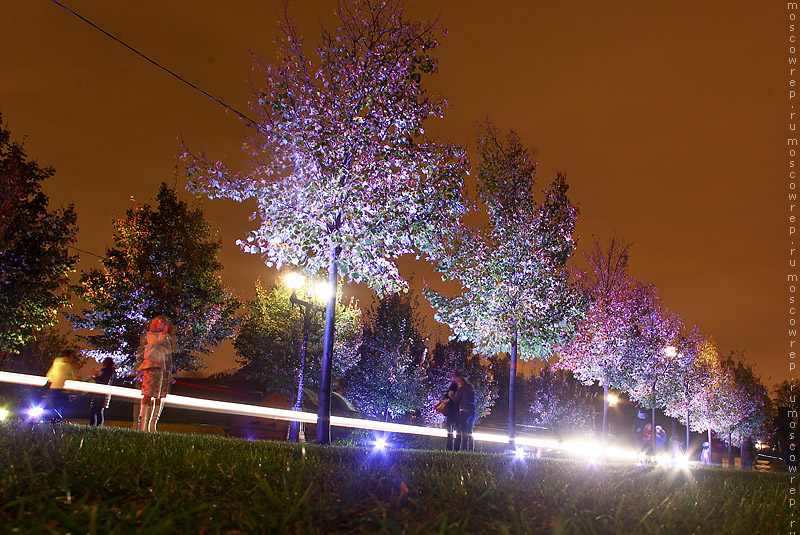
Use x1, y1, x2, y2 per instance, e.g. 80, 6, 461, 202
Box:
340, 292, 427, 422
183, 0, 468, 444
426, 122, 583, 449
0, 114, 77, 354
235, 280, 361, 396
71, 183, 239, 372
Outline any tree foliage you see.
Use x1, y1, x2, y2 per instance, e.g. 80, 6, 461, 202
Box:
0, 114, 77, 353
419, 339, 497, 425
183, 0, 469, 294
235, 281, 361, 395
71, 183, 238, 372
0, 326, 80, 375
558, 236, 638, 390
426, 123, 582, 361
340, 292, 427, 421
525, 365, 596, 438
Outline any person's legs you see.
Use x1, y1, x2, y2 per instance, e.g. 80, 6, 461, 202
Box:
462, 411, 476, 452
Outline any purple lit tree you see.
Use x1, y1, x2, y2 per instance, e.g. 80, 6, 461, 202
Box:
525, 365, 597, 439
623, 280, 682, 457
0, 114, 77, 354
419, 339, 497, 426
340, 292, 427, 422
426, 123, 583, 450
183, 0, 468, 444
557, 236, 639, 444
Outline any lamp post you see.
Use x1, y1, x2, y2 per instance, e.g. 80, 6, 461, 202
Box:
285, 273, 327, 443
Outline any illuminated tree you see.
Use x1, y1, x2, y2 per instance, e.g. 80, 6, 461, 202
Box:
419, 339, 497, 425
623, 280, 682, 456
426, 123, 583, 449
183, 0, 468, 444
235, 281, 361, 395
525, 365, 597, 439
340, 292, 427, 422
71, 183, 239, 372
557, 236, 639, 443
0, 114, 77, 353
661, 327, 715, 450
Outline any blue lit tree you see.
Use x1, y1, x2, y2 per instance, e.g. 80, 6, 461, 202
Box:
426, 122, 583, 449
71, 183, 239, 372
183, 0, 468, 443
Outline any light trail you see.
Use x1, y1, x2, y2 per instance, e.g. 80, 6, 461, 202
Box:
0, 371, 653, 461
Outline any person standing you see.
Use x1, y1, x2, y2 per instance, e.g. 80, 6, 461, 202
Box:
89, 357, 116, 426
632, 411, 646, 453
443, 380, 459, 451
136, 316, 175, 432
655, 425, 666, 457
45, 349, 77, 419
448, 372, 476, 452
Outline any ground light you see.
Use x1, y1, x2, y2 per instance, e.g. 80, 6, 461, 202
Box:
373, 435, 388, 450
26, 405, 44, 419
1, 371, 651, 463
0, 408, 9, 421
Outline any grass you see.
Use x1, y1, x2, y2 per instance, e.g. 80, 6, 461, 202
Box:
0, 423, 790, 534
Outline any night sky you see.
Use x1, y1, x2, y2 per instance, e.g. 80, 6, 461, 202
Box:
1, 2, 788, 385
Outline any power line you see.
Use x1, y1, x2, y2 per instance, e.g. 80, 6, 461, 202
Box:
69, 245, 104, 260
48, 0, 262, 131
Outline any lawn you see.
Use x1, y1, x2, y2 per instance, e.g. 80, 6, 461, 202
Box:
0, 423, 789, 534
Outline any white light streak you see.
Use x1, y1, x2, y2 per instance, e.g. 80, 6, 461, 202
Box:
0, 371, 644, 462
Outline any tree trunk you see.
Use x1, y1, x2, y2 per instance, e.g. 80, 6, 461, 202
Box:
602, 381, 609, 447
316, 244, 339, 445
686, 408, 690, 457
651, 406, 657, 458
508, 328, 518, 451
728, 432, 733, 468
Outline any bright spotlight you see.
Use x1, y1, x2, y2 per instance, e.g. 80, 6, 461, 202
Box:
0, 408, 9, 421
513, 448, 527, 460
607, 393, 619, 406
373, 436, 388, 450
27, 406, 44, 419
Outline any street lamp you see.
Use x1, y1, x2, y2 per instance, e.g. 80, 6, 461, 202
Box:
285, 272, 328, 442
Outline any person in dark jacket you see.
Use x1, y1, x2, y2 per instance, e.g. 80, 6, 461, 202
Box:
89, 357, 116, 426
443, 381, 460, 451
448, 372, 476, 452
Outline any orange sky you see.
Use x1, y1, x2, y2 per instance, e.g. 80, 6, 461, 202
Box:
0, 1, 788, 385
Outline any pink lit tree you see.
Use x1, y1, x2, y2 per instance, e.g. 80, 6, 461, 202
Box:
426, 123, 582, 450
557, 236, 640, 444
183, 0, 468, 443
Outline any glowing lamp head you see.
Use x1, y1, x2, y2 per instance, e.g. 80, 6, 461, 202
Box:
27, 406, 44, 419
513, 448, 526, 460
373, 436, 388, 450
285, 272, 305, 290
664, 346, 678, 358
0, 408, 8, 421
313, 282, 334, 303
607, 393, 619, 406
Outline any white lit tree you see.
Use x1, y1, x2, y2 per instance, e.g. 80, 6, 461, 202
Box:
183, 0, 468, 443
